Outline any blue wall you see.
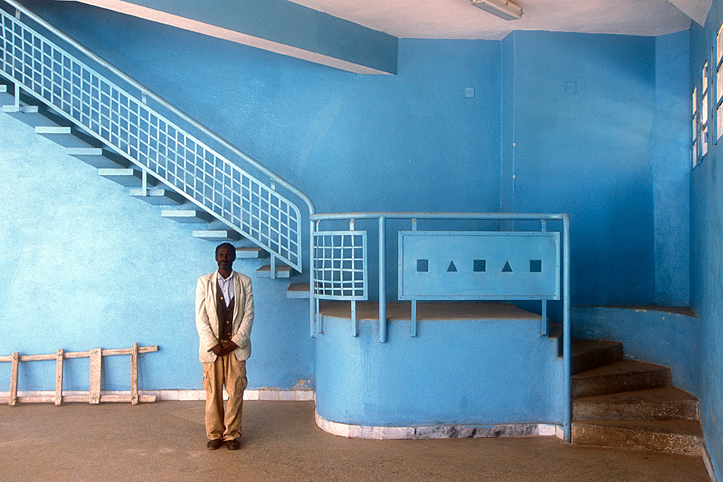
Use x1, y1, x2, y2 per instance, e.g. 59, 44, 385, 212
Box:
0, 112, 313, 391
1, 2, 502, 392
1, 1, 711, 461
690, 0, 723, 476
316, 316, 562, 426
26, 1, 502, 215
652, 32, 691, 306
20, 2, 691, 308
505, 31, 659, 307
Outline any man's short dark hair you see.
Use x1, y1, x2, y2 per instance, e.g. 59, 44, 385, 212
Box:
215, 242, 236, 259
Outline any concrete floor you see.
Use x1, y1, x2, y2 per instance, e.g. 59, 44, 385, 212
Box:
0, 401, 711, 481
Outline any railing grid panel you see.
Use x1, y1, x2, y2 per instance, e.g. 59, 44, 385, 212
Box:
313, 231, 367, 300
0, 8, 302, 270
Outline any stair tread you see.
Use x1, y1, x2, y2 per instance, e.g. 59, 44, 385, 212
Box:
192, 230, 241, 241
286, 283, 310, 298
571, 339, 623, 357
98, 167, 139, 174
129, 187, 184, 205
574, 386, 697, 404
287, 283, 310, 292
257, 265, 292, 272
573, 419, 703, 437
572, 359, 670, 379
161, 209, 211, 223
161, 209, 209, 215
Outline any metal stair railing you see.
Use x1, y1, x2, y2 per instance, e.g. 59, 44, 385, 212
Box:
0, 0, 314, 271
310, 211, 571, 440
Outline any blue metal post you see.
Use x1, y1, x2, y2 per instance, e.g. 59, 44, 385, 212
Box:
411, 218, 417, 337
351, 300, 357, 337
309, 220, 316, 337
379, 216, 387, 343
562, 214, 571, 442
411, 300, 417, 337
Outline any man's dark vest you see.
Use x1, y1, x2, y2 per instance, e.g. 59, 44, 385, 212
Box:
217, 280, 235, 341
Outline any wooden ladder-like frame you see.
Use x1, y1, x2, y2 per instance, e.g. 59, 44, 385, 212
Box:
1, 343, 158, 405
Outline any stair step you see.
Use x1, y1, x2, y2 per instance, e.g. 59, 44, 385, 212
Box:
2, 103, 40, 117
572, 360, 671, 399
161, 209, 212, 223
573, 386, 699, 421
192, 230, 241, 241
571, 420, 704, 456
571, 339, 624, 375
2, 102, 65, 127
98, 168, 151, 187
0, 83, 11, 104
67, 147, 128, 168
236, 247, 268, 259
286, 283, 310, 298
129, 188, 184, 205
35, 125, 98, 148
256, 265, 293, 279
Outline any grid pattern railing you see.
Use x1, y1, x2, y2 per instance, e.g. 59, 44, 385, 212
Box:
313, 231, 367, 300
0, 6, 302, 270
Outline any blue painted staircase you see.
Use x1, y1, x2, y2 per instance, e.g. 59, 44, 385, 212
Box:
0, 0, 314, 290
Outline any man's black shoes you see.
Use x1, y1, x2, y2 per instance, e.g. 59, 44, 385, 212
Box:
226, 439, 241, 450
207, 439, 224, 450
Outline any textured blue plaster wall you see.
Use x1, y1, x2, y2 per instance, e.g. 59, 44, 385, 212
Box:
0, 113, 314, 391
316, 316, 563, 426
505, 31, 657, 307
0, 0, 702, 438
690, 1, 723, 476
652, 32, 691, 306
26, 0, 501, 216
1, 2, 502, 393
24, 0, 503, 306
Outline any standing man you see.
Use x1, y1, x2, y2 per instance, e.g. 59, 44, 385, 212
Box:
195, 242, 254, 450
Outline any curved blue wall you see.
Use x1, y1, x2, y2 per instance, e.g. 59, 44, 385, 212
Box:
316, 315, 563, 427
690, 0, 723, 476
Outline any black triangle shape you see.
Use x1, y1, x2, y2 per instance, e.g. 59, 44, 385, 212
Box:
502, 261, 513, 272
447, 261, 457, 272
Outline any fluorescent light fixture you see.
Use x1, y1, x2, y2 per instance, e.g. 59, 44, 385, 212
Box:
471, 0, 524, 20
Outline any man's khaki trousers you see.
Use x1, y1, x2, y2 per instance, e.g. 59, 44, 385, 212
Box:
202, 353, 247, 441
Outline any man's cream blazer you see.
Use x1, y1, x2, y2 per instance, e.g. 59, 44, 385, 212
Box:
195, 270, 254, 363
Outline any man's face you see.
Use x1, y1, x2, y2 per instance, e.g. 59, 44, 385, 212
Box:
215, 246, 235, 272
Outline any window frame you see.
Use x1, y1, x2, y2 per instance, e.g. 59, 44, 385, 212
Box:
715, 24, 723, 143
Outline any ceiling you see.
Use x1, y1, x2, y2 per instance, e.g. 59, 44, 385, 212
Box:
290, 0, 713, 40
56, 0, 713, 74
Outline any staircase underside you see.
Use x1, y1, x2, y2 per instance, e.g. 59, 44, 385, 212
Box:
0, 77, 297, 286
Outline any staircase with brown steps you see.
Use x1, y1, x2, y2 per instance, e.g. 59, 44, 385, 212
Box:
570, 338, 703, 456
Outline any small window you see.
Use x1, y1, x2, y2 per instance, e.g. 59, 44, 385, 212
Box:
717, 24, 723, 141
692, 86, 699, 169
702, 61, 709, 159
